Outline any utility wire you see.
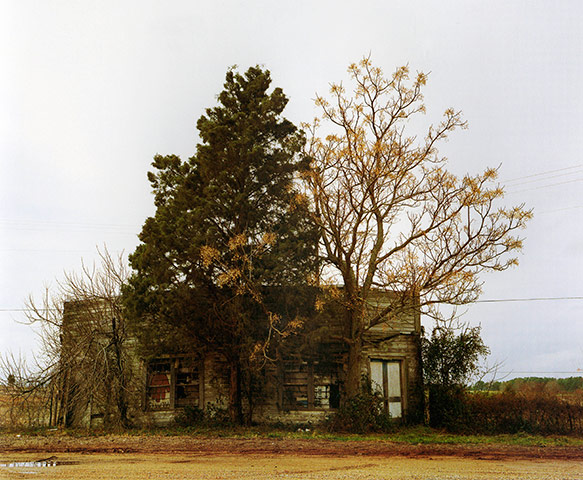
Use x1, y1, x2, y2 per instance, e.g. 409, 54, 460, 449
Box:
0, 309, 58, 312
493, 371, 583, 374
0, 219, 140, 234
505, 177, 583, 194
475, 296, 583, 303
537, 205, 583, 215
0, 296, 581, 314
502, 164, 583, 184
504, 169, 583, 188
496, 164, 583, 194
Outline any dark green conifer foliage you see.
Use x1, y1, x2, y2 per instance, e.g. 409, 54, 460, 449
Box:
123, 67, 318, 424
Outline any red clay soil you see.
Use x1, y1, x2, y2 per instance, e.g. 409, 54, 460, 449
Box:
1, 434, 583, 461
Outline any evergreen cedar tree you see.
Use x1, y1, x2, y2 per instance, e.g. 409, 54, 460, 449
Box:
303, 58, 531, 398
123, 66, 319, 424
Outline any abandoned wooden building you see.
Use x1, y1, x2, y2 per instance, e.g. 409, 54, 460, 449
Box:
60, 291, 423, 427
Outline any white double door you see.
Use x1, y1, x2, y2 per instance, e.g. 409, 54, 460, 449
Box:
370, 360, 402, 418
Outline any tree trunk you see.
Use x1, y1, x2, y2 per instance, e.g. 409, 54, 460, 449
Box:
243, 367, 253, 426
344, 302, 365, 399
228, 361, 243, 425
59, 366, 71, 427
111, 316, 129, 427
345, 337, 363, 398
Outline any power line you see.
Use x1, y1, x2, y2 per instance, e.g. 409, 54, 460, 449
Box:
0, 219, 140, 235
537, 205, 583, 215
0, 249, 126, 254
0, 219, 139, 229
499, 164, 583, 196
503, 169, 583, 189
502, 164, 583, 184
493, 371, 583, 375
0, 296, 581, 313
505, 177, 583, 194
0, 309, 57, 313
475, 296, 583, 303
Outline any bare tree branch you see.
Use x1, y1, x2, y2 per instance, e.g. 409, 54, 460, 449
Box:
303, 58, 532, 396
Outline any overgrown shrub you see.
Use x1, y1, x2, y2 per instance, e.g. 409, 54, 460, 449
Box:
174, 405, 204, 427
467, 389, 583, 435
326, 378, 393, 433
422, 322, 491, 432
429, 388, 583, 435
426, 384, 469, 431
174, 402, 232, 428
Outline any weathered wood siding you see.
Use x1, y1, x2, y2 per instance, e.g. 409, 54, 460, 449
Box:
65, 290, 424, 427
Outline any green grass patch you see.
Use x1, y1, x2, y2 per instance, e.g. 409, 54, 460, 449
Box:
151, 425, 580, 447
387, 426, 583, 447
5, 424, 583, 447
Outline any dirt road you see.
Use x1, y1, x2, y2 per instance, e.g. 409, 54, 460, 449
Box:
1, 435, 582, 479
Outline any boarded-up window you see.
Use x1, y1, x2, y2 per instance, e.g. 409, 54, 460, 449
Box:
370, 359, 402, 418
282, 361, 339, 410
283, 362, 309, 409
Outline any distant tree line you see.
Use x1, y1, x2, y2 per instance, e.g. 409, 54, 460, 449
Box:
472, 376, 583, 393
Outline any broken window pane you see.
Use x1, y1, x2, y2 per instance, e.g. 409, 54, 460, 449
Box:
175, 358, 200, 407
147, 361, 171, 410
314, 385, 329, 407
282, 361, 339, 410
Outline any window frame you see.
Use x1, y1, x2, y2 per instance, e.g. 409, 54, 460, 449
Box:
280, 360, 340, 411
145, 355, 203, 411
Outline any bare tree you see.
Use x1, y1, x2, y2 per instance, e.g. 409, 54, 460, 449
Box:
304, 58, 532, 397
58, 247, 132, 427
1, 247, 133, 428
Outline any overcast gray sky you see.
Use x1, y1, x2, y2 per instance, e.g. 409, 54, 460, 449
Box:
1, 0, 582, 380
